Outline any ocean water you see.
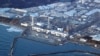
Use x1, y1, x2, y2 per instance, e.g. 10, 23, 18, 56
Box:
0, 0, 59, 8
0, 24, 100, 56
0, 0, 76, 8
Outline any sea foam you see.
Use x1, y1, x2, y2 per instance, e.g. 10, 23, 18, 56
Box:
7, 26, 23, 32
0, 23, 9, 27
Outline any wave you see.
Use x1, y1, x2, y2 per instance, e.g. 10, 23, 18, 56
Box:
0, 23, 9, 27
7, 26, 23, 32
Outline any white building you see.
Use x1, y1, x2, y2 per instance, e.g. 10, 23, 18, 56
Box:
94, 0, 100, 3
78, 0, 87, 4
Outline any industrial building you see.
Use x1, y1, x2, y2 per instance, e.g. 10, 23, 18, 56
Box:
0, 0, 100, 49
